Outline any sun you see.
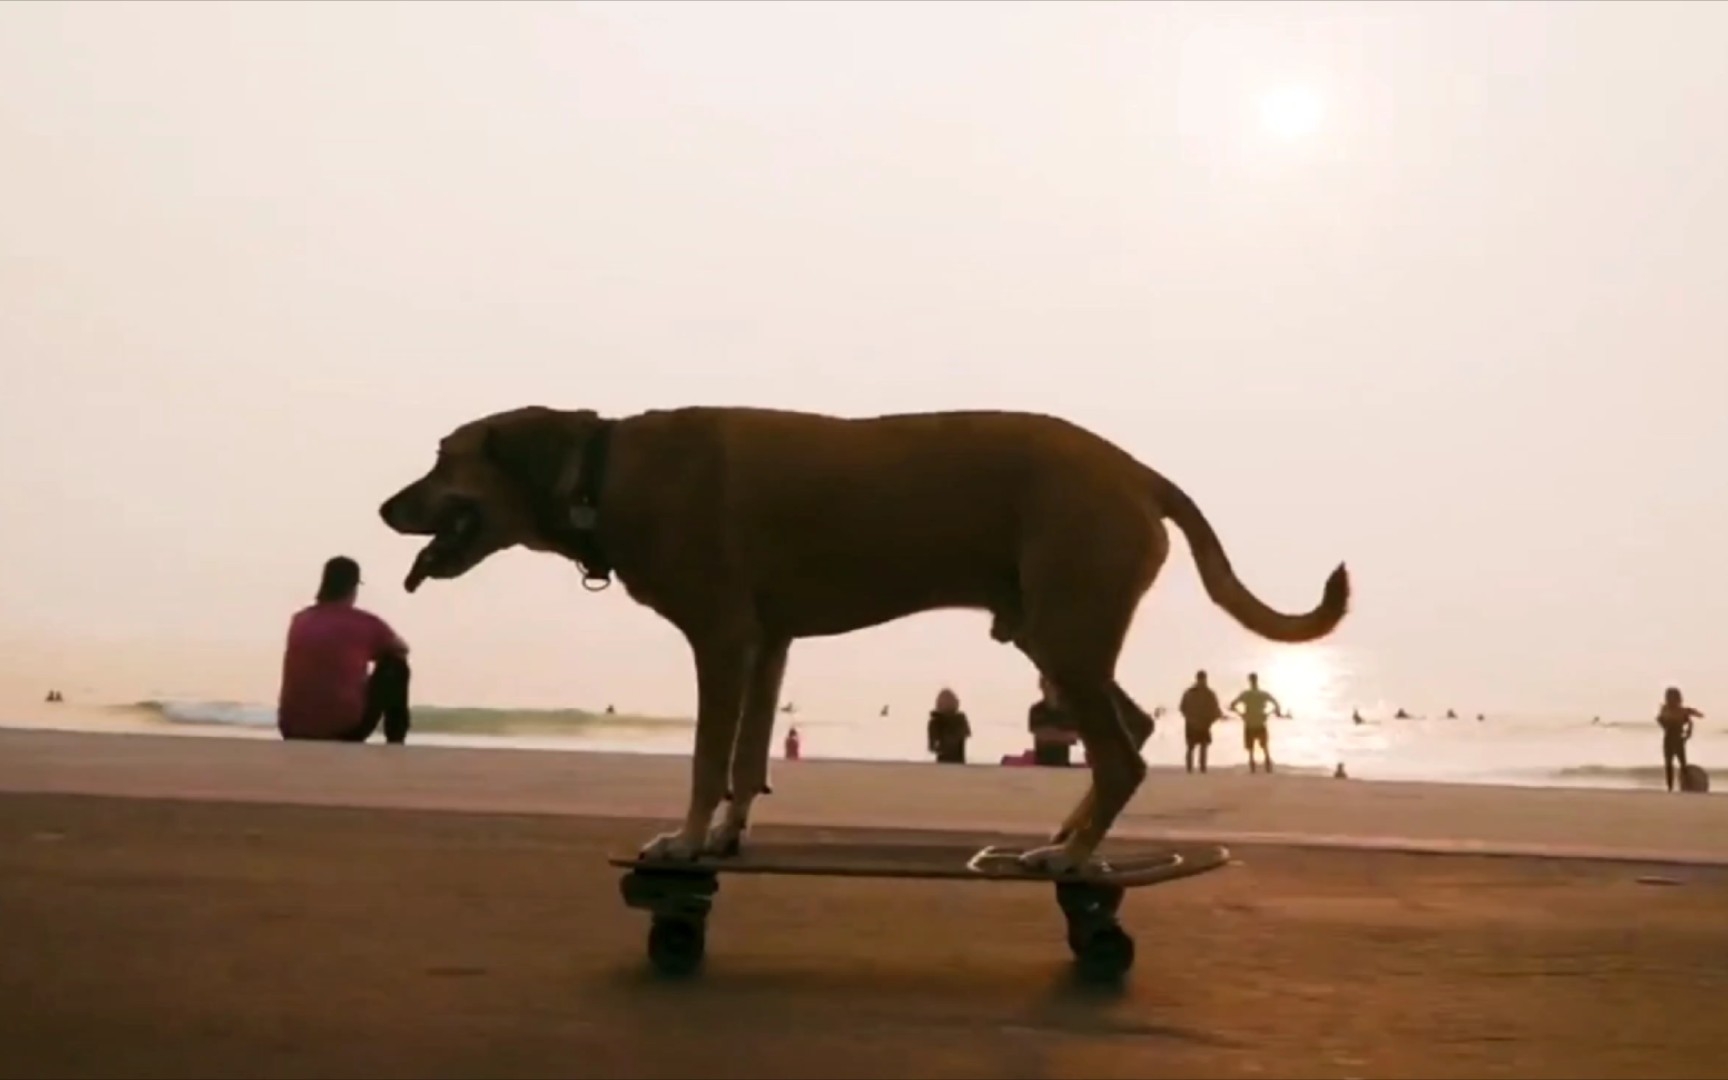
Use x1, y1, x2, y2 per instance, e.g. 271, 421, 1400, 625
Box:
1258, 85, 1323, 141
1252, 645, 1343, 720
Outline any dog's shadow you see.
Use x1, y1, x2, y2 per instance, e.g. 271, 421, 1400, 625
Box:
599, 958, 1241, 1049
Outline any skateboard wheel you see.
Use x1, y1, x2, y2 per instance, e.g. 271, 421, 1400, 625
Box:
647, 917, 706, 976
1069, 923, 1135, 981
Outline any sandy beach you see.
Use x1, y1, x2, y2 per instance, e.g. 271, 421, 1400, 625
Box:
4, 731, 1728, 1079
5, 729, 1728, 863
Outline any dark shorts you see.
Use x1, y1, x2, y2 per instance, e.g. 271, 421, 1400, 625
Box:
1184, 723, 1212, 748
1243, 723, 1269, 750
1663, 732, 1687, 760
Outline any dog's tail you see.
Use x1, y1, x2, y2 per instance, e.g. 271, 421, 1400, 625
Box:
1150, 471, 1351, 644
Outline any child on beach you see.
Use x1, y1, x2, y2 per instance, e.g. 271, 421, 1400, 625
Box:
926, 688, 972, 765
1657, 687, 1704, 792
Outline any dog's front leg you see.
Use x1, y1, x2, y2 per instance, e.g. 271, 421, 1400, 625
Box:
639, 635, 754, 862
707, 637, 790, 856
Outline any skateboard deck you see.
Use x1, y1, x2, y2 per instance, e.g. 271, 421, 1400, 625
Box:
607, 839, 1229, 886
610, 838, 1232, 981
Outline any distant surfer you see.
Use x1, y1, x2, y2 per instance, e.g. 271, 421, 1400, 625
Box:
1352, 708, 1365, 726
1230, 672, 1284, 774
926, 688, 972, 765
277, 556, 413, 744
1179, 670, 1222, 774
1657, 687, 1704, 793
783, 726, 802, 761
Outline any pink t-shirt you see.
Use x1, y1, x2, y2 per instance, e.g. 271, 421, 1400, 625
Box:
277, 602, 401, 739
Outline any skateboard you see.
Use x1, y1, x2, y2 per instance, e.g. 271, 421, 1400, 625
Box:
608, 838, 1231, 981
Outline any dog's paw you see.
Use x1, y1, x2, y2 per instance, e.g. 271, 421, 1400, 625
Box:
1017, 843, 1086, 876
638, 829, 702, 862
702, 816, 747, 858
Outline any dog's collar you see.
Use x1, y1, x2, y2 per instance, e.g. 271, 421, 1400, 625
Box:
557, 419, 615, 591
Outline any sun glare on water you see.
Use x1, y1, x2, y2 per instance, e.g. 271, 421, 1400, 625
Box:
1253, 645, 1344, 721
1258, 85, 1323, 141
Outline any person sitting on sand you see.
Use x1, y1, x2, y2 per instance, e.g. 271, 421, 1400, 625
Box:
1027, 676, 1078, 767
277, 556, 413, 745
1657, 687, 1704, 793
1179, 670, 1222, 774
926, 688, 972, 765
1230, 672, 1284, 774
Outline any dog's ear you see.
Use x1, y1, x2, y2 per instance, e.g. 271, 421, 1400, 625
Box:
483, 408, 601, 504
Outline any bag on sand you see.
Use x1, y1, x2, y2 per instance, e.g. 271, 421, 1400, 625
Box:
1681, 763, 1710, 794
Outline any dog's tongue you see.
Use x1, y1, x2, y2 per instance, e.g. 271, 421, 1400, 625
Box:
404, 546, 434, 593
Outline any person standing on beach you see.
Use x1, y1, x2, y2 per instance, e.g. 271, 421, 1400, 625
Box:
1028, 675, 1079, 767
1230, 672, 1284, 774
1179, 670, 1222, 773
926, 688, 972, 765
1657, 687, 1704, 792
277, 556, 414, 744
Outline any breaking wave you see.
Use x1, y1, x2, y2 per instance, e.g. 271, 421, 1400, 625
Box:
124, 699, 692, 737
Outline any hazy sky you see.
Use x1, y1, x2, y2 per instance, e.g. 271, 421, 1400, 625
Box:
2, 1, 1724, 722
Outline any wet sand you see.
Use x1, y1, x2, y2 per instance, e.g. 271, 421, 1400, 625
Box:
3, 792, 1727, 1080
4, 729, 1728, 864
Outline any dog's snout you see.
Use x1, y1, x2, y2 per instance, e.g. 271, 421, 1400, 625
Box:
379, 485, 426, 534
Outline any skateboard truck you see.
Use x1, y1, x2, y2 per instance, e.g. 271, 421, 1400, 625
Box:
967, 844, 1136, 980
1055, 879, 1134, 980
618, 865, 721, 977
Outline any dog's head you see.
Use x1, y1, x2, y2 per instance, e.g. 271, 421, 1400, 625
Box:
379, 406, 605, 592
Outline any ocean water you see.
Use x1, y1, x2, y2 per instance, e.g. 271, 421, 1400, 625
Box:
6, 696, 1715, 793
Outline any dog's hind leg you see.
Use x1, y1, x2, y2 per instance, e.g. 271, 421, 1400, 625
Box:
1014, 514, 1164, 873
1047, 684, 1155, 844
707, 637, 791, 856
1019, 668, 1148, 874
638, 631, 756, 862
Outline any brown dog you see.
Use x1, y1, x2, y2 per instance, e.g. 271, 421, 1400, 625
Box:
379, 405, 1350, 872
